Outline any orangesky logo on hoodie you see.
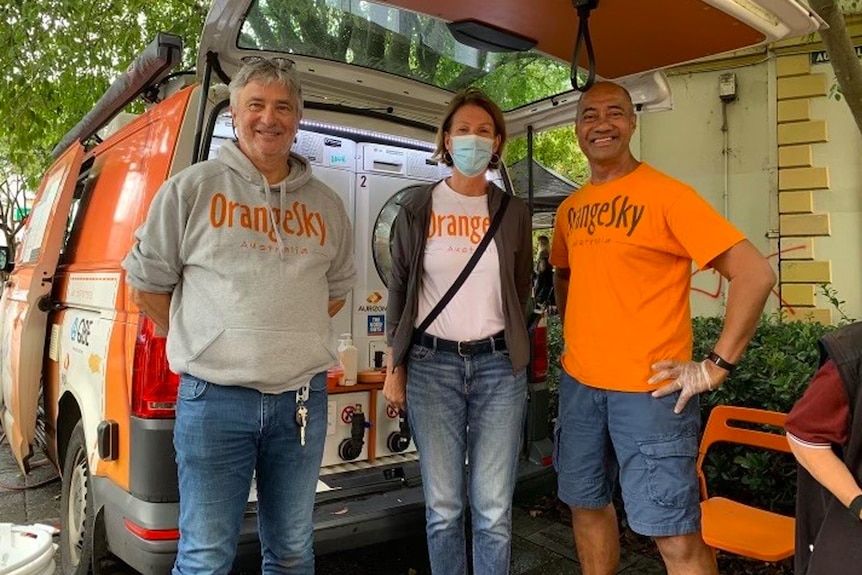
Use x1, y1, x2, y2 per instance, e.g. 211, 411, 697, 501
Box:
209, 192, 327, 246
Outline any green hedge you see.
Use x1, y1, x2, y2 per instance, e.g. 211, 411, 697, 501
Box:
693, 314, 836, 514
546, 312, 838, 514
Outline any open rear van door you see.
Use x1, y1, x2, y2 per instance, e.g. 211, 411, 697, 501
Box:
0, 142, 85, 472
198, 0, 823, 140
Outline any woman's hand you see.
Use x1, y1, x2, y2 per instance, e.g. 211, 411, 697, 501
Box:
383, 366, 407, 412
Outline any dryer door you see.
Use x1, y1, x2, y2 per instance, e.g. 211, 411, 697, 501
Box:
372, 185, 424, 288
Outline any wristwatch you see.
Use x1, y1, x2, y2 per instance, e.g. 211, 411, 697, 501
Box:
707, 351, 736, 373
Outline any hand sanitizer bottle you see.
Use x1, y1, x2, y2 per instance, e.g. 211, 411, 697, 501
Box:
337, 333, 358, 386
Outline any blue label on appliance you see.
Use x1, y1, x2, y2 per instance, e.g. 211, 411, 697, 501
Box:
367, 315, 385, 336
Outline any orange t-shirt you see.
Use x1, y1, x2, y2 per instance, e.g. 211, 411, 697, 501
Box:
549, 163, 744, 392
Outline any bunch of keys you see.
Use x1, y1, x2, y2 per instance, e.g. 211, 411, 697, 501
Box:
295, 383, 310, 447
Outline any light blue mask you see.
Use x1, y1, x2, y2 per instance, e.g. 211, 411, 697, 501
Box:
450, 135, 494, 177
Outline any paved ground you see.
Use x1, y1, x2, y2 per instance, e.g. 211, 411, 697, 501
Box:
0, 439, 665, 574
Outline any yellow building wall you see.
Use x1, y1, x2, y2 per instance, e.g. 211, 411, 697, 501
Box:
639, 63, 778, 319
636, 27, 862, 324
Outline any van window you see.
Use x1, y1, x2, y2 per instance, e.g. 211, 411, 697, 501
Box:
62, 117, 182, 268
238, 0, 571, 110
59, 160, 96, 264
208, 108, 234, 160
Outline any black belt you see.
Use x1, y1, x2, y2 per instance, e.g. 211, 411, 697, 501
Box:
412, 330, 506, 357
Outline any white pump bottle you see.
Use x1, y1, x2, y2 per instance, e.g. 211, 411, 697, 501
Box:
337, 333, 358, 386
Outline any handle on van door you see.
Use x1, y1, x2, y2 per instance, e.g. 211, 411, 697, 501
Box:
37, 295, 66, 312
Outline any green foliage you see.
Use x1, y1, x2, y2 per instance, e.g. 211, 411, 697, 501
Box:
820, 283, 854, 324
2, 0, 582, 182
546, 313, 563, 394
693, 315, 833, 413
0, 164, 28, 251
505, 126, 589, 186
545, 312, 563, 435
693, 314, 836, 514
475, 58, 570, 112
0, 0, 207, 185
244, 0, 571, 112
829, 81, 844, 102
838, 0, 862, 14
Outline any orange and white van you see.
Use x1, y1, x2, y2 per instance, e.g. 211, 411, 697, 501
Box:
0, 1, 822, 573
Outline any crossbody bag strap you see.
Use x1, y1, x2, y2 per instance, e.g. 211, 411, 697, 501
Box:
416, 193, 510, 335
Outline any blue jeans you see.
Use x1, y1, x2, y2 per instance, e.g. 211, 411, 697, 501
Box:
172, 372, 327, 575
407, 344, 527, 575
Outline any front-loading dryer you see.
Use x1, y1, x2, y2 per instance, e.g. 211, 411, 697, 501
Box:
353, 143, 443, 370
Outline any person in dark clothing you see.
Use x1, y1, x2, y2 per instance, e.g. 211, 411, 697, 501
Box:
534, 235, 554, 308
786, 321, 862, 575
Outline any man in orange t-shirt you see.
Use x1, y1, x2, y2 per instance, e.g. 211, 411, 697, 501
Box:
550, 82, 776, 575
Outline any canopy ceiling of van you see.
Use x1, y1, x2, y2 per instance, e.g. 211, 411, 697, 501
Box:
198, 0, 823, 133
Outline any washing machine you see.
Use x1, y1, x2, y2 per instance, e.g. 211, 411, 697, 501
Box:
208, 112, 235, 159
353, 142, 443, 370
322, 390, 371, 467
292, 129, 356, 220
293, 129, 357, 340
372, 389, 417, 458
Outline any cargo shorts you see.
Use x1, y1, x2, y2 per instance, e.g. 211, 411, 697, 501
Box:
553, 370, 702, 537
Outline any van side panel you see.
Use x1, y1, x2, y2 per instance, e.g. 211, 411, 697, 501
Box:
63, 87, 195, 268
49, 87, 194, 496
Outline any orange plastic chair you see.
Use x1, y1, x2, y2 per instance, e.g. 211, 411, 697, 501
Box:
696, 405, 795, 562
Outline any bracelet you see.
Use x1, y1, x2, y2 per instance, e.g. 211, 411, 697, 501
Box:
707, 351, 736, 373
849, 494, 862, 520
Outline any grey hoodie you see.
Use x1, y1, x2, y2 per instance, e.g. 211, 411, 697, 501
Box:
123, 141, 356, 393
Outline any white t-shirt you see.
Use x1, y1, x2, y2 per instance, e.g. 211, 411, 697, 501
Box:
415, 180, 505, 341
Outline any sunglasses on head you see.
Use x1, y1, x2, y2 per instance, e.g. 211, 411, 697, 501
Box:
241, 55, 296, 71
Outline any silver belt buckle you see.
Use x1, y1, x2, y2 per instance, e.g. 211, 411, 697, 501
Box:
457, 340, 469, 357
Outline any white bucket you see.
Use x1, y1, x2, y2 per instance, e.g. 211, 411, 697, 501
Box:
0, 523, 57, 575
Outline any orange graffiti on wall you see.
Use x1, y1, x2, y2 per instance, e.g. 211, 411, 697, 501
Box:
690, 243, 807, 316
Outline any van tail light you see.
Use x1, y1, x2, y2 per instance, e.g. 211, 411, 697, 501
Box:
124, 519, 180, 541
132, 317, 179, 418
530, 313, 548, 383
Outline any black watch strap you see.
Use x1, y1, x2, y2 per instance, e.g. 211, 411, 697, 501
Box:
849, 494, 862, 520
707, 351, 736, 373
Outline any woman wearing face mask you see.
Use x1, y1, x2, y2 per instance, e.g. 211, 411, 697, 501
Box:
383, 87, 532, 575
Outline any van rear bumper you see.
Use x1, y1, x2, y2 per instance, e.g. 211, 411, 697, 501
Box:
91, 460, 429, 574
92, 475, 179, 575
94, 474, 277, 575
93, 457, 553, 574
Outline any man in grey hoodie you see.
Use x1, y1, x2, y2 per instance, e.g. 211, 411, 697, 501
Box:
123, 59, 356, 575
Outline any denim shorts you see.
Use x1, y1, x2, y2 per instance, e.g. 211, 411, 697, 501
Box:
554, 370, 702, 537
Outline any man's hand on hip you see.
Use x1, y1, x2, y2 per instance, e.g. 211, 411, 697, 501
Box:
649, 359, 727, 414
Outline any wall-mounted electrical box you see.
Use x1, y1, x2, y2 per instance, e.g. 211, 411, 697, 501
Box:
719, 72, 737, 102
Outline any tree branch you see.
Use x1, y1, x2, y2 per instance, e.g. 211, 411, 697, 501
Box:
809, 0, 862, 134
